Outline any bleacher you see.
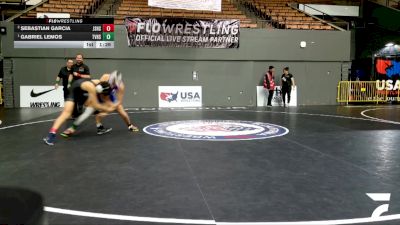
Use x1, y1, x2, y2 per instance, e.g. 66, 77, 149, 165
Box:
15, 0, 340, 30
295, 0, 361, 5
1, 0, 25, 4
21, 0, 103, 18
244, 0, 335, 30
0, 0, 27, 20
114, 0, 258, 28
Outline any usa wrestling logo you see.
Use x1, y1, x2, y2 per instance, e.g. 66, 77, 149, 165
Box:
143, 120, 289, 141
160, 92, 179, 103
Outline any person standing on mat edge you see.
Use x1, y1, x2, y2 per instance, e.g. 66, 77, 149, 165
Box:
71, 53, 91, 117
263, 66, 275, 107
281, 67, 296, 107
55, 59, 73, 100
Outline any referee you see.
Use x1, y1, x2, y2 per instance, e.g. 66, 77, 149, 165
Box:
71, 53, 91, 117
55, 59, 73, 100
72, 53, 91, 81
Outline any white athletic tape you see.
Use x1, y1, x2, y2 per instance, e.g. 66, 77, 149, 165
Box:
43, 206, 400, 225
360, 108, 400, 125
44, 207, 215, 224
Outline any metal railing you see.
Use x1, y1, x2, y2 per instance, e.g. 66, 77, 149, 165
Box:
337, 81, 400, 104
6, 0, 48, 21
5, 0, 107, 21
227, 0, 272, 28
235, 0, 347, 29
288, 3, 349, 30
254, 19, 274, 28
370, 0, 400, 10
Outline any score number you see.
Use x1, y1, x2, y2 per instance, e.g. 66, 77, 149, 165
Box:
102, 24, 114, 41
102, 32, 114, 41
103, 24, 114, 32
86, 23, 115, 47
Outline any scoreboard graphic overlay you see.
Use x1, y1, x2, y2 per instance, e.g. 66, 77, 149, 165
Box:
14, 18, 115, 48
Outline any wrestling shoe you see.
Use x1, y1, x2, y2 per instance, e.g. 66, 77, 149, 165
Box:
43, 133, 56, 146
128, 124, 139, 132
97, 126, 112, 135
60, 127, 76, 138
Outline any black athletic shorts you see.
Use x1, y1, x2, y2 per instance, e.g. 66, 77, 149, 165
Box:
66, 79, 91, 105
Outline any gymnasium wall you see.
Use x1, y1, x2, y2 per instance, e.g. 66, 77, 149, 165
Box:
1, 23, 351, 107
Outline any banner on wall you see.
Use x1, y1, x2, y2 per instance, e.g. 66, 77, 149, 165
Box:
148, 0, 221, 12
159, 86, 202, 107
125, 17, 240, 48
256, 86, 297, 107
20, 86, 64, 108
36, 13, 70, 18
375, 57, 400, 101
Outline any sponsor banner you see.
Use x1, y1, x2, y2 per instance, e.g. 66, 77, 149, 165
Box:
143, 120, 289, 141
148, 0, 221, 12
125, 17, 240, 48
159, 86, 202, 107
256, 86, 297, 107
20, 86, 64, 108
375, 57, 400, 101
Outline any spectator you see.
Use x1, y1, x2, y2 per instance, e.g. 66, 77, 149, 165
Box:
263, 66, 275, 107
281, 67, 296, 107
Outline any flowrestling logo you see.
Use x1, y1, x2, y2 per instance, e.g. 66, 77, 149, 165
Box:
125, 17, 239, 48
143, 120, 289, 141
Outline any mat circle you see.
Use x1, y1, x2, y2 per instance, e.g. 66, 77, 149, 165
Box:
143, 120, 289, 141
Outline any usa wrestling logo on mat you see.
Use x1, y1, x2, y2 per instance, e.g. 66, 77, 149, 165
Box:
143, 120, 289, 141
